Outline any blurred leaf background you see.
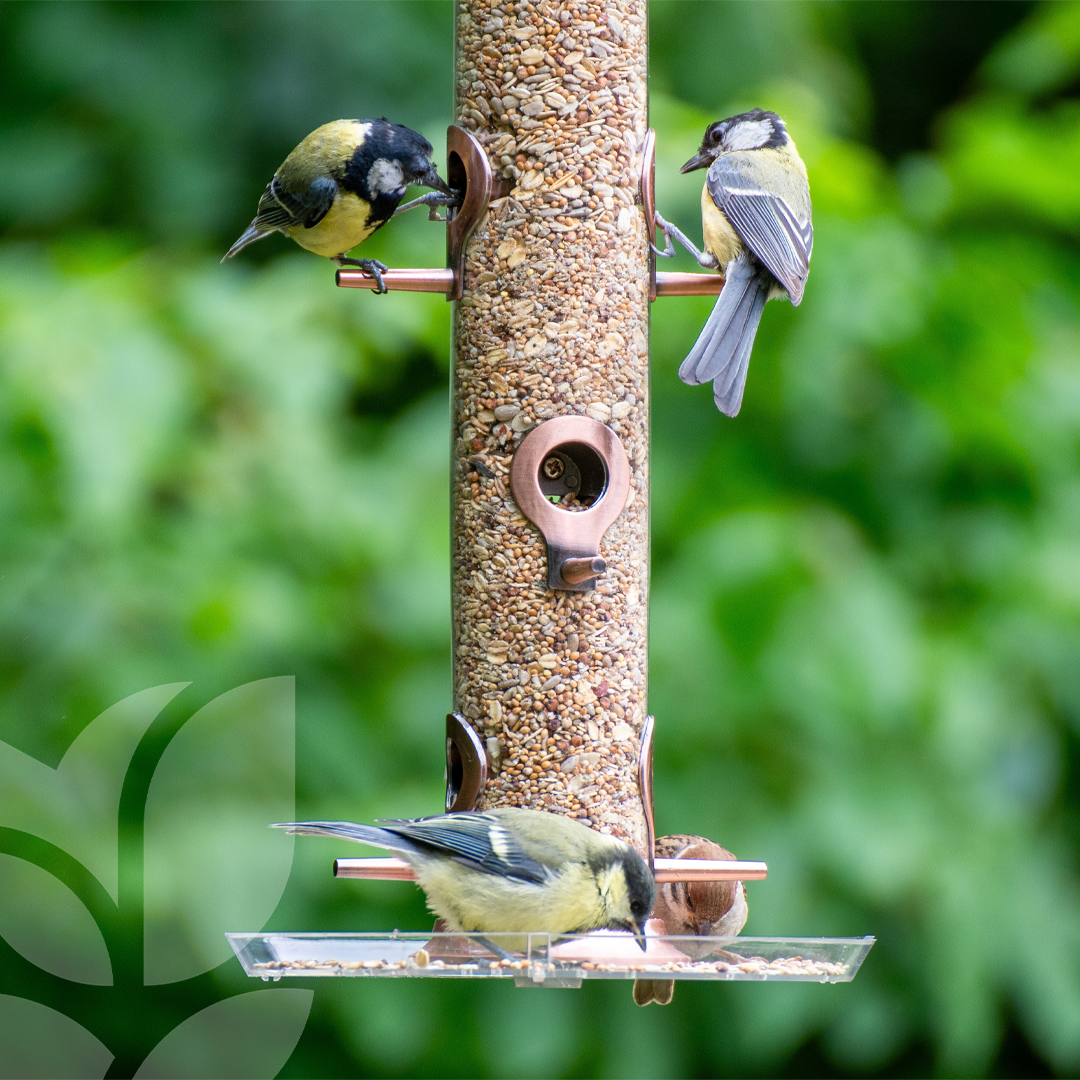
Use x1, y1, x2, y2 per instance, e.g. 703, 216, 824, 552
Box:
1, 0, 1079, 1076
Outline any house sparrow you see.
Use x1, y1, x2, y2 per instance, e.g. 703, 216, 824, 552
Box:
633, 834, 748, 1006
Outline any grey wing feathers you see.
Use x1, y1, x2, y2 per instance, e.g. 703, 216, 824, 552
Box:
678, 255, 768, 417
707, 157, 812, 304
269, 175, 338, 229
270, 820, 420, 855
222, 175, 338, 261
376, 814, 551, 884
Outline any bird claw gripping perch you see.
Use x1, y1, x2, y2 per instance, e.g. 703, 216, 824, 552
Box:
332, 256, 389, 293
652, 212, 720, 269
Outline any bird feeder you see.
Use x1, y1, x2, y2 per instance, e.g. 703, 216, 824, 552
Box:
229, 0, 873, 988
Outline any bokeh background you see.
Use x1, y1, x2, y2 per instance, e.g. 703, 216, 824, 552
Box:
2, 1, 1080, 1076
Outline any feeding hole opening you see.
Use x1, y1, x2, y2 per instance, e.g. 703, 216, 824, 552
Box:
445, 735, 464, 810
447, 150, 467, 221
538, 442, 607, 510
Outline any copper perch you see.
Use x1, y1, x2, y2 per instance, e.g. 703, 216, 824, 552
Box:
336, 268, 455, 294
654, 271, 725, 297
334, 857, 768, 882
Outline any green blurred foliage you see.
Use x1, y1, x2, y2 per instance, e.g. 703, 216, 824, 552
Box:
1, 1, 1079, 1076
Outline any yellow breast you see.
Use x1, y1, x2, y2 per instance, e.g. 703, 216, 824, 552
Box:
287, 190, 376, 258
701, 185, 744, 267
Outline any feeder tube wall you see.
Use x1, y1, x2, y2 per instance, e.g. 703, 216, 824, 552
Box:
451, 0, 651, 852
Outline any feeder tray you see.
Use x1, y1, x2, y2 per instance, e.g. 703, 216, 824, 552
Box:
227, 927, 875, 987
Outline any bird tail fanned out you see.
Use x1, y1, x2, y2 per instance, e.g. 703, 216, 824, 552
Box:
270, 820, 420, 856
677, 256, 769, 417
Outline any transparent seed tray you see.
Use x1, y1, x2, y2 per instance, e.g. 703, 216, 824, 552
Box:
227, 930, 874, 987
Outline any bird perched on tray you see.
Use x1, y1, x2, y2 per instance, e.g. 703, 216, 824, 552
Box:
223, 118, 455, 293
633, 834, 748, 1006
274, 808, 656, 949
655, 109, 812, 417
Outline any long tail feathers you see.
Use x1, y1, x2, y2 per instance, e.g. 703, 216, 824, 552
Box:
678, 257, 769, 417
221, 221, 275, 263
270, 820, 418, 856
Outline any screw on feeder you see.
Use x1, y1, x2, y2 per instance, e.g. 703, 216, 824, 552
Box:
542, 456, 565, 481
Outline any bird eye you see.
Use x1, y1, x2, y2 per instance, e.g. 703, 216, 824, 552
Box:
631, 901, 644, 915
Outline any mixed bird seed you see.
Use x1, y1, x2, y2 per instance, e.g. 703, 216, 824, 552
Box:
253, 955, 852, 981
451, 0, 650, 852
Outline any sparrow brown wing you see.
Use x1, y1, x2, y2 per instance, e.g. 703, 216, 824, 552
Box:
706, 155, 812, 305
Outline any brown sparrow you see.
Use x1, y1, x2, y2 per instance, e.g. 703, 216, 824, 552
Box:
633, 835, 748, 1006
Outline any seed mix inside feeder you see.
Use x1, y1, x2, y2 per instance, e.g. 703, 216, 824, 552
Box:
228, 0, 874, 990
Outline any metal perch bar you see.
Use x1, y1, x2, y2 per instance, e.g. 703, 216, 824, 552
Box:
334, 857, 768, 882
654, 271, 726, 297
337, 268, 455, 294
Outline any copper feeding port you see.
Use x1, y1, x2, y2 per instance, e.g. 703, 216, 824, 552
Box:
509, 416, 631, 592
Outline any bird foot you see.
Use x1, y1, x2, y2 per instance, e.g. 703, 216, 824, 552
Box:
652, 212, 719, 269
394, 191, 463, 222
332, 256, 389, 293
475, 935, 517, 962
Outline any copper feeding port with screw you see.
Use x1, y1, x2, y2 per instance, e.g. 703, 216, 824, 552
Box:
509, 416, 631, 592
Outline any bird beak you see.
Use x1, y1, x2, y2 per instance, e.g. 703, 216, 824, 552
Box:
420, 164, 453, 194
696, 920, 712, 937
680, 151, 712, 174
633, 922, 648, 952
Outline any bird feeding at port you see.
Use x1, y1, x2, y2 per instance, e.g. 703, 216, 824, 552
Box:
226, 0, 873, 992
222, 119, 456, 292
275, 809, 656, 951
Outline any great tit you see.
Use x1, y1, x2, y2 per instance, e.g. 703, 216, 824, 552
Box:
633, 835, 748, 1006
655, 109, 813, 416
223, 119, 453, 293
275, 808, 656, 949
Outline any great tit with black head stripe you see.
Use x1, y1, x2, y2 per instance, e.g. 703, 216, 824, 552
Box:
274, 808, 656, 950
223, 119, 455, 293
655, 109, 813, 416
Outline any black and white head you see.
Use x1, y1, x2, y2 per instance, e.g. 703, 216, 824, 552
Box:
592, 845, 657, 949
348, 119, 451, 204
681, 109, 788, 173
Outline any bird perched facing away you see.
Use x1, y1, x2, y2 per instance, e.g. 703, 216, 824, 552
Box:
274, 808, 656, 949
655, 109, 812, 416
633, 835, 748, 1006
223, 119, 453, 293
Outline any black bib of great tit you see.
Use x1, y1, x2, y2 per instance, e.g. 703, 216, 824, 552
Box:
656, 108, 813, 416
223, 118, 451, 292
